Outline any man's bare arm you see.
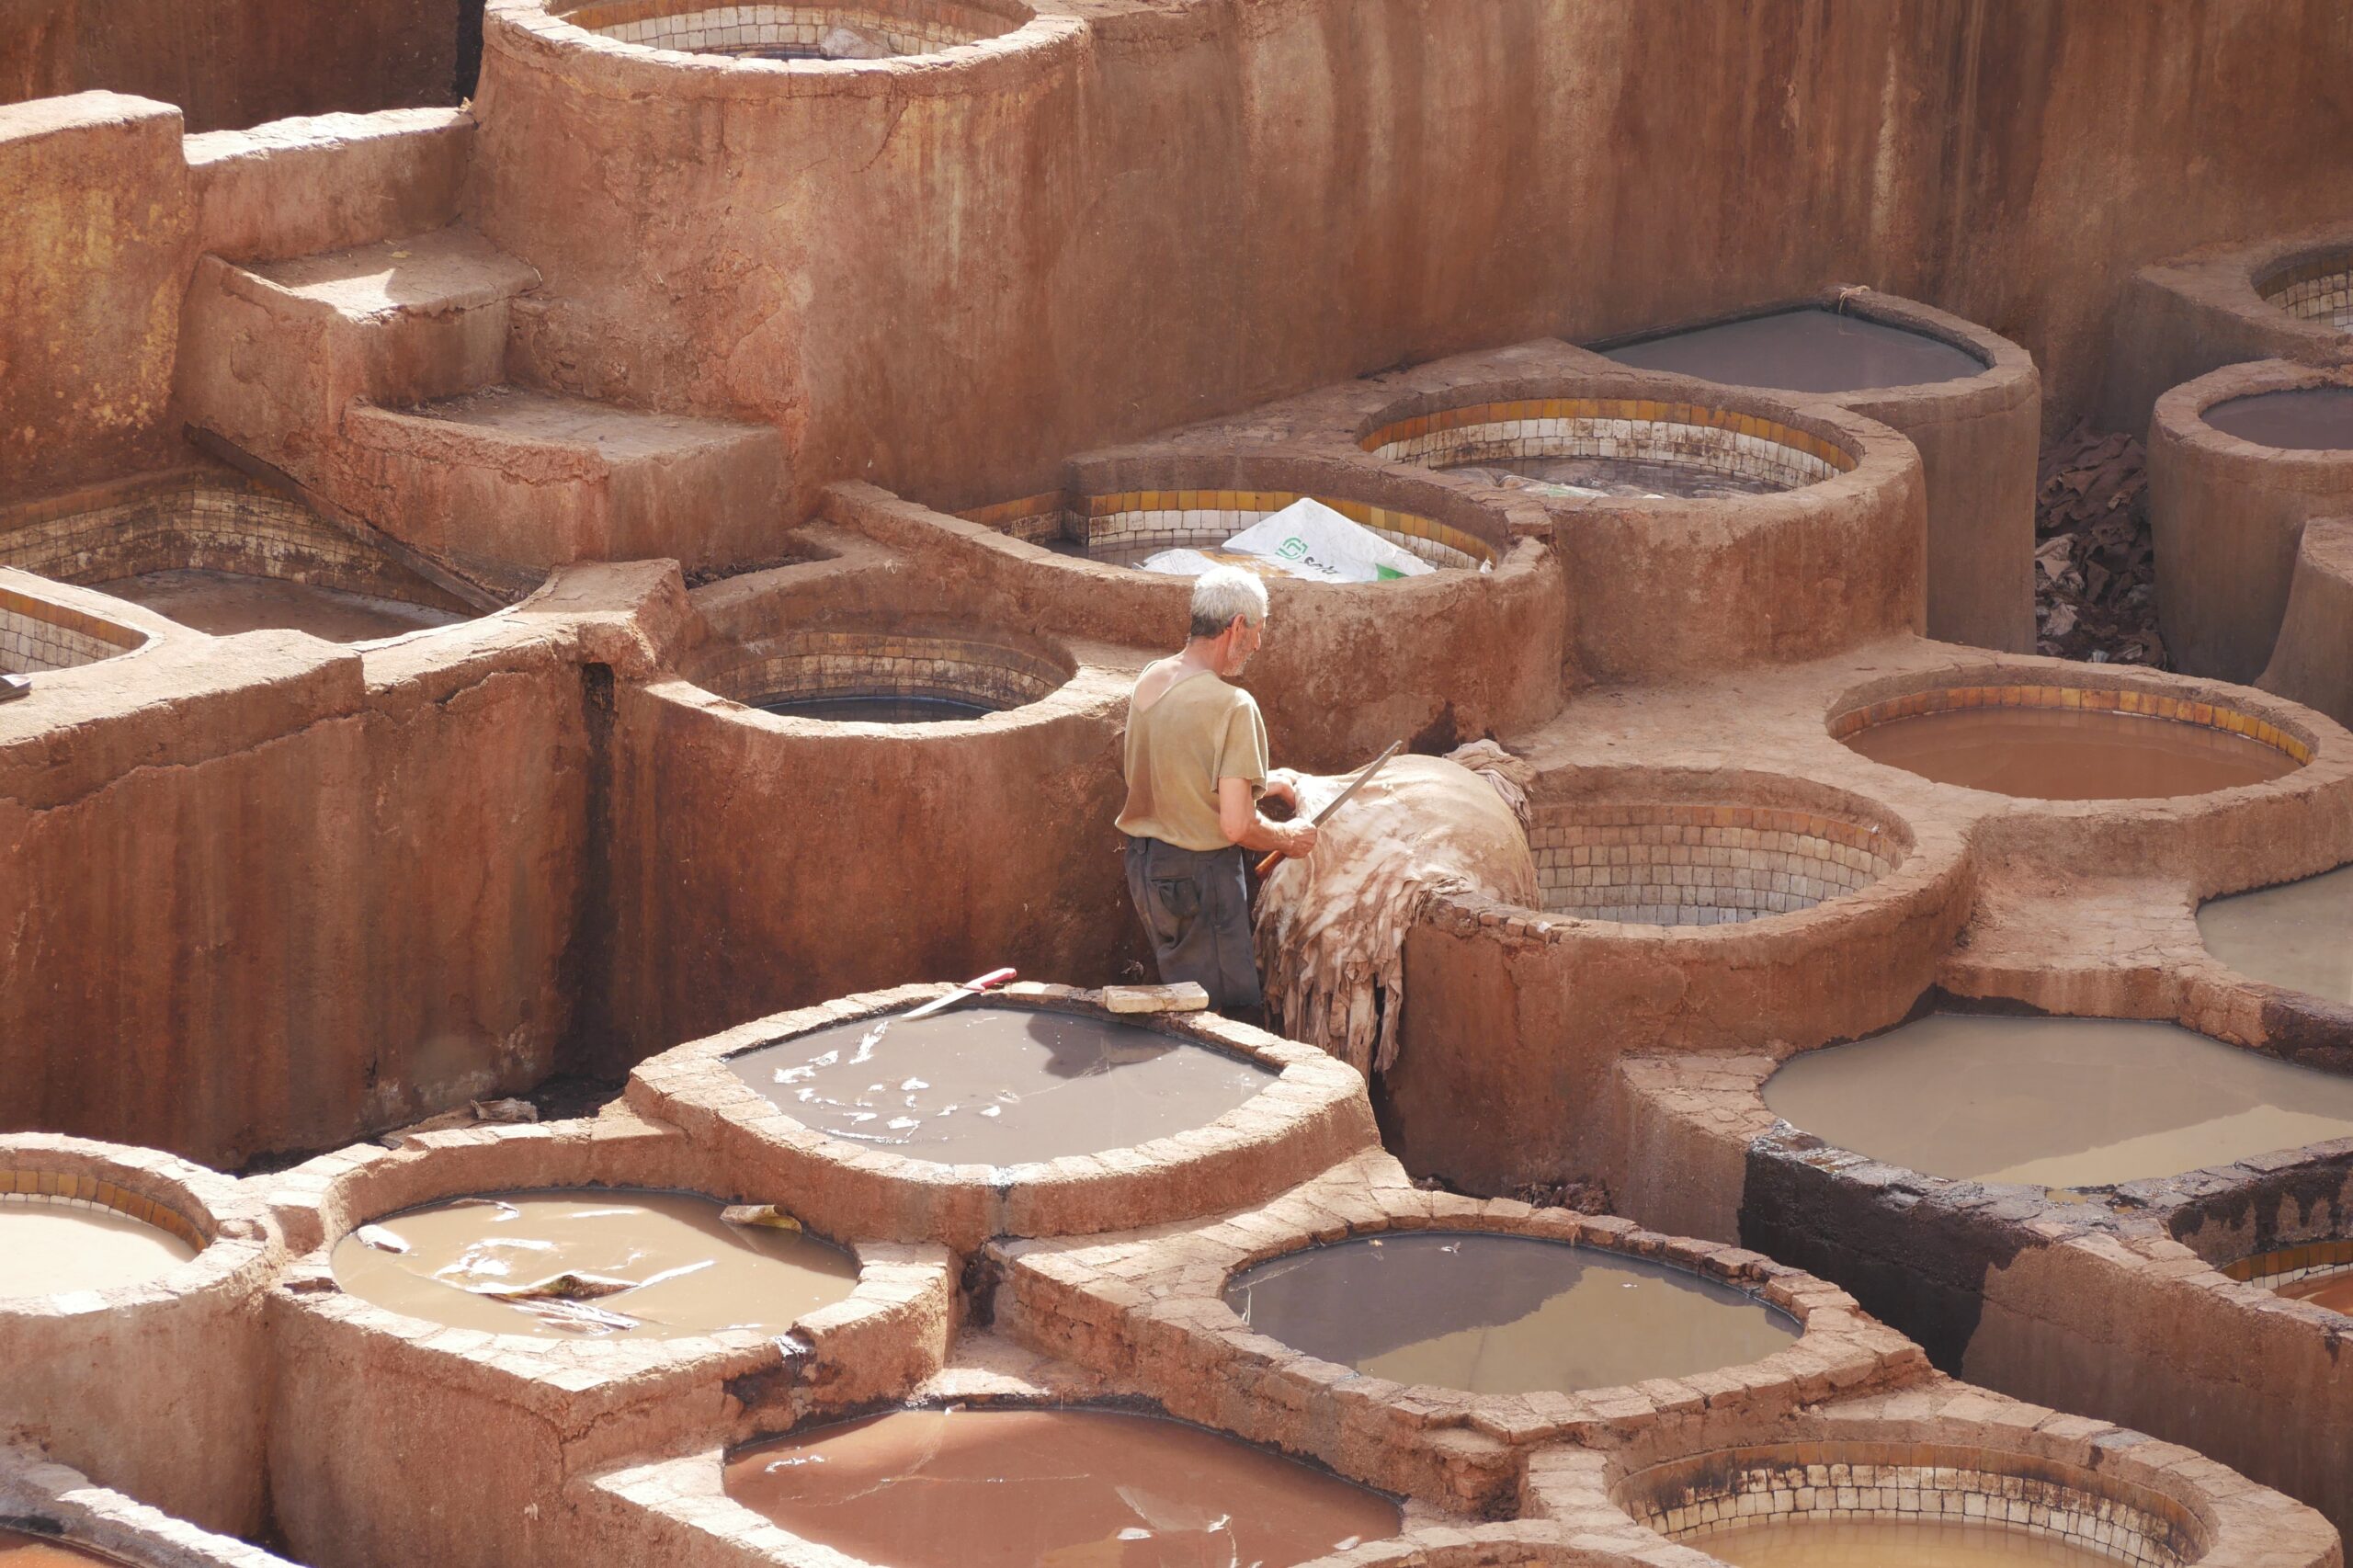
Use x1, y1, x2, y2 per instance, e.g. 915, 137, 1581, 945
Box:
1219, 776, 1317, 858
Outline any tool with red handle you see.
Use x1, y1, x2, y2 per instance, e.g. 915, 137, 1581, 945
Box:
899, 967, 1018, 1021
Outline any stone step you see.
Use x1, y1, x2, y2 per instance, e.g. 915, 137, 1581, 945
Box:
178, 224, 540, 483
342, 385, 789, 578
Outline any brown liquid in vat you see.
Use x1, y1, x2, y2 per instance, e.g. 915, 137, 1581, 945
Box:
94, 569, 464, 642
1699, 1517, 2119, 1566
1602, 307, 1986, 394
1763, 1014, 2353, 1187
1223, 1232, 1798, 1395
724, 1407, 1401, 1568
729, 1006, 1274, 1167
2198, 864, 2353, 1002
329, 1188, 858, 1339
1843, 706, 2296, 799
2201, 387, 2353, 450
0, 1528, 122, 1566
0, 1199, 198, 1297
2282, 1270, 2353, 1316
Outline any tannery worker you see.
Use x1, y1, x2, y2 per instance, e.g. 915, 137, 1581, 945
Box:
1116, 567, 1318, 1012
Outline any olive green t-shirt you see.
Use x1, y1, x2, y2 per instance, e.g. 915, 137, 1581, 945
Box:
1115, 667, 1270, 852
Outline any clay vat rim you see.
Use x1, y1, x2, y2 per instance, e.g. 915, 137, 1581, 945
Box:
587, 1403, 1552, 1568
2251, 238, 2353, 310
487, 0, 1086, 99
1582, 288, 2036, 403
0, 571, 164, 675
626, 983, 1377, 1246
1824, 665, 2326, 806
679, 620, 1082, 731
267, 1122, 954, 1394
1748, 1009, 2353, 1201
0, 1446, 287, 1568
1482, 765, 1949, 938
0, 1133, 278, 1321
707, 991, 1293, 1174
1213, 1225, 1808, 1403
1029, 1187, 1907, 1449
2156, 358, 2353, 463
1600, 1436, 2214, 1565
950, 455, 1527, 576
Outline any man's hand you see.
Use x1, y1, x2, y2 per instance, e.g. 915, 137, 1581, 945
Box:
1279, 821, 1319, 859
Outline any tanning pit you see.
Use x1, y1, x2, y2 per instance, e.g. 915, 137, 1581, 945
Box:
2221, 1241, 2353, 1317
687, 623, 1073, 725
1222, 1230, 1799, 1397
1760, 1013, 2353, 1189
2260, 247, 2353, 335
631, 983, 1380, 1249
0, 576, 149, 677
1831, 677, 2309, 799
1597, 304, 1988, 396
722, 1405, 1404, 1567
2197, 862, 2353, 1002
554, 0, 1028, 60
329, 1186, 860, 1339
959, 482, 1503, 574
1359, 393, 1856, 501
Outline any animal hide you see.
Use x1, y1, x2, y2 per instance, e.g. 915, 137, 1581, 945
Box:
1254, 741, 1539, 1076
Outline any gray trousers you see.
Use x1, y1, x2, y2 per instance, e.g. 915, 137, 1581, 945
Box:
1122, 836, 1263, 1011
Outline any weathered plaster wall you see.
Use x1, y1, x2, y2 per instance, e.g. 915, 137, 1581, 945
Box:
0, 0, 462, 133
470, 0, 2353, 537
0, 93, 193, 497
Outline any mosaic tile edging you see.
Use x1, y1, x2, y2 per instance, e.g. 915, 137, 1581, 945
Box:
1362, 398, 1858, 494
0, 1168, 211, 1254
2258, 255, 2353, 333
1530, 801, 1903, 927
698, 630, 1069, 712
563, 0, 1011, 57
956, 489, 1500, 570
1626, 1444, 2197, 1567
0, 589, 142, 674
2222, 1238, 2353, 1295
1830, 683, 2315, 766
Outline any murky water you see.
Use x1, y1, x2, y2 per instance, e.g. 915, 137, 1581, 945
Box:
751, 693, 997, 722
0, 1528, 124, 1566
1697, 1517, 2119, 1566
2198, 865, 2353, 1001
725, 1407, 1400, 1568
1224, 1232, 1798, 1395
2202, 387, 2353, 450
1764, 1014, 2353, 1187
2281, 1269, 2353, 1316
730, 1006, 1273, 1167
1603, 306, 1985, 394
1843, 706, 2296, 799
0, 1199, 198, 1297
330, 1188, 858, 1338
94, 569, 461, 642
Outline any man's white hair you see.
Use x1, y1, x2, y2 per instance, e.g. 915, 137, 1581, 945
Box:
1188, 565, 1269, 640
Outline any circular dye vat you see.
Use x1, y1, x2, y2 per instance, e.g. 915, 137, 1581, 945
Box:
330, 1188, 858, 1339
1841, 706, 2297, 799
730, 1006, 1274, 1167
751, 693, 996, 723
1222, 1232, 1798, 1395
1765, 1015, 2353, 1187
2203, 387, 2353, 450
92, 569, 462, 642
725, 1407, 1400, 1568
0, 1198, 198, 1297
2198, 864, 2353, 1001
1695, 1517, 2117, 1567
1602, 307, 1985, 396
0, 1529, 122, 1566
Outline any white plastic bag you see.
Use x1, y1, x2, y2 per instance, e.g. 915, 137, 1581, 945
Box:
1220, 498, 1436, 583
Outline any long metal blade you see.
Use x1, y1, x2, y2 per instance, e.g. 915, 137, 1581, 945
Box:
1306, 741, 1404, 827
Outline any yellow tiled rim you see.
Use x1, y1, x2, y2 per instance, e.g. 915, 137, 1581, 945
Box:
957, 488, 1502, 567
1830, 684, 2314, 766
2223, 1239, 2353, 1285
2, 1167, 210, 1254
1360, 396, 1859, 474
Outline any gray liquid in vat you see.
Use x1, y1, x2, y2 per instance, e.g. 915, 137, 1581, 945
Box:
730, 1006, 1274, 1166
2202, 387, 2353, 450
1602, 307, 1985, 394
751, 693, 997, 723
1223, 1232, 1798, 1395
2199, 864, 2353, 1003
95, 569, 461, 642
1764, 1015, 2353, 1187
